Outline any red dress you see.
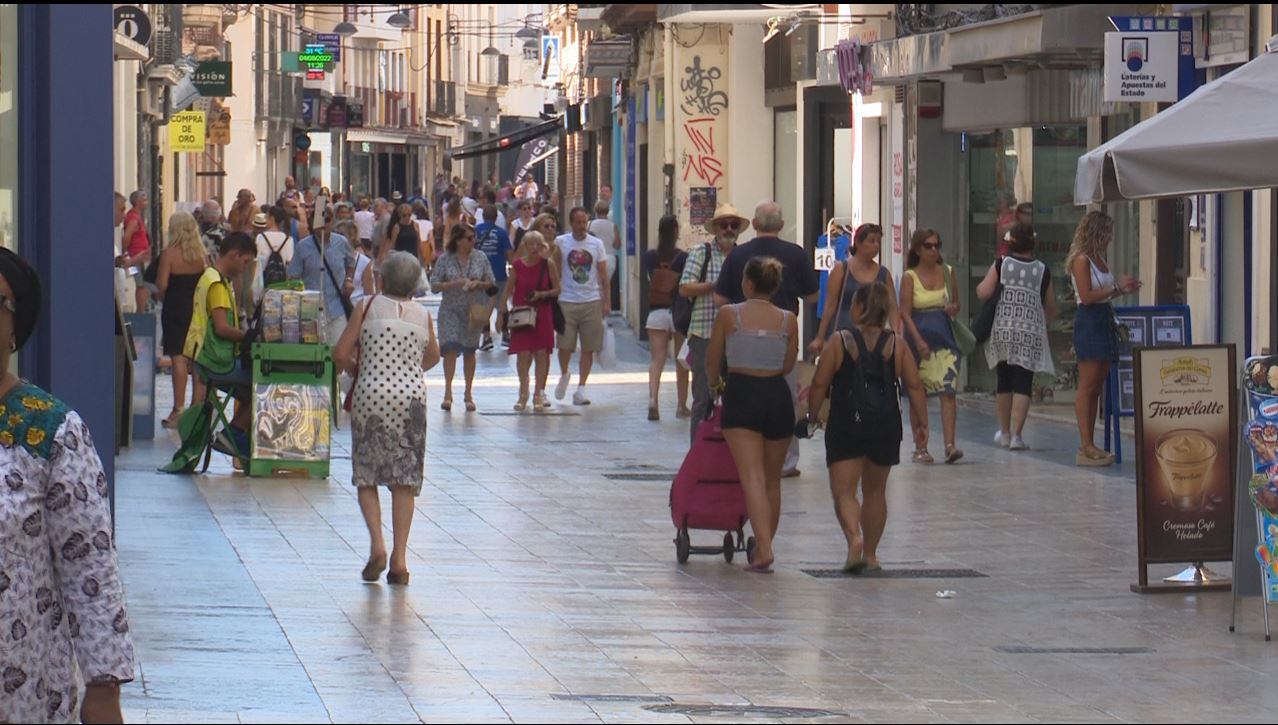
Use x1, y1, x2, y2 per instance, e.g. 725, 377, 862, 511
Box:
508, 257, 555, 354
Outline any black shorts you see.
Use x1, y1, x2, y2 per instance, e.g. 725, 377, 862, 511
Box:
721, 373, 794, 441
996, 362, 1034, 396
825, 427, 901, 468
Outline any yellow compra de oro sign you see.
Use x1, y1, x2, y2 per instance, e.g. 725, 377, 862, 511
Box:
169, 111, 206, 151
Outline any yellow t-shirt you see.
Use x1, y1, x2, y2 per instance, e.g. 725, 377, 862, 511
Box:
183, 267, 238, 367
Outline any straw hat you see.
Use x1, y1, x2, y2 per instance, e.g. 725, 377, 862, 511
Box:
252, 212, 268, 229
705, 202, 749, 234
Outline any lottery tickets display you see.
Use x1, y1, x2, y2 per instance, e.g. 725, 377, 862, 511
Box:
260, 289, 325, 345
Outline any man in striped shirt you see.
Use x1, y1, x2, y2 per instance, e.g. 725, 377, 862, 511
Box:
679, 203, 748, 444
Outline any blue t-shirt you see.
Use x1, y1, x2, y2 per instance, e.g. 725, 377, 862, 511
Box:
816, 233, 851, 318
475, 222, 513, 282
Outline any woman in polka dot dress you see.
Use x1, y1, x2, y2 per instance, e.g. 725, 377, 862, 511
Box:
335, 251, 441, 586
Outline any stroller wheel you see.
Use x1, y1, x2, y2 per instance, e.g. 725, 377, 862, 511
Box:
722, 532, 735, 563
746, 536, 757, 565
675, 527, 691, 564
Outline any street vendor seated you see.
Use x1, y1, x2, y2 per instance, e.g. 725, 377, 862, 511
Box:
183, 231, 259, 460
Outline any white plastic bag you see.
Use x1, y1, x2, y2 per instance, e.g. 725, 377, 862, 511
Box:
600, 324, 617, 368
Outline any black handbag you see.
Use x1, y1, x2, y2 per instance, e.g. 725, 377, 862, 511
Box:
672, 243, 711, 337
972, 257, 1004, 345
538, 258, 565, 334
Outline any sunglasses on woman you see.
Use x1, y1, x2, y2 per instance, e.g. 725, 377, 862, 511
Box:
922, 242, 940, 251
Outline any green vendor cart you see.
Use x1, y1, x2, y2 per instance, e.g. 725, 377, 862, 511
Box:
249, 342, 337, 478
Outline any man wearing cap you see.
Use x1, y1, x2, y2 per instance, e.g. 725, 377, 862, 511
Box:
288, 206, 356, 345
714, 201, 820, 477
679, 202, 747, 443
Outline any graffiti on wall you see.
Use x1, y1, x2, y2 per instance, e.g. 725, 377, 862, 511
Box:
681, 117, 724, 187
679, 56, 728, 116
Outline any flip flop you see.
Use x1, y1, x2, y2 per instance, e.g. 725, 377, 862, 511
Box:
843, 559, 868, 575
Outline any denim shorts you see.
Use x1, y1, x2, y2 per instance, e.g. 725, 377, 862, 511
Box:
1074, 303, 1118, 362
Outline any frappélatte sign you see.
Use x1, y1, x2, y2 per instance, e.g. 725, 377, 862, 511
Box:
1133, 345, 1237, 592
1104, 31, 1178, 103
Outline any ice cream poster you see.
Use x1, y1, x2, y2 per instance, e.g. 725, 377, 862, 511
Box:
1135, 346, 1237, 563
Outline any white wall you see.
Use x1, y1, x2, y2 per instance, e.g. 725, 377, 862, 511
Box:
113, 61, 140, 196
223, 17, 266, 200
727, 23, 773, 235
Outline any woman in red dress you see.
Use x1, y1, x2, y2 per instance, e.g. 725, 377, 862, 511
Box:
499, 230, 561, 411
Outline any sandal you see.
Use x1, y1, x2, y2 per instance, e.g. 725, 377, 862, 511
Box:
361, 555, 388, 582
648, 406, 659, 421
514, 397, 528, 412
161, 409, 184, 429
441, 398, 453, 412
912, 450, 935, 465
676, 407, 692, 419
465, 398, 477, 412
945, 445, 964, 464
1076, 448, 1115, 467
533, 394, 549, 411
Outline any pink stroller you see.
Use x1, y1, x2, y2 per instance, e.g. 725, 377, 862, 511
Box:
669, 406, 756, 564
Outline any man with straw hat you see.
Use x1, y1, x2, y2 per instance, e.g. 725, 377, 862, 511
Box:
679, 202, 749, 443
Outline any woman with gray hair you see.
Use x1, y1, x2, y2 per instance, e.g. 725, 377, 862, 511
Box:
335, 251, 440, 586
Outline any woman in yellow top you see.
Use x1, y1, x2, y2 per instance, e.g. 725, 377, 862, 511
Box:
899, 229, 963, 465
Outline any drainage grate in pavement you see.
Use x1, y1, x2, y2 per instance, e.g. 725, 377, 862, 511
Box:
645, 704, 846, 719
480, 411, 580, 417
994, 646, 1154, 655
552, 694, 673, 704
802, 568, 987, 579
603, 473, 676, 482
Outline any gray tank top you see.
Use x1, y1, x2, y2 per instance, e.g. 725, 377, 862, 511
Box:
725, 304, 791, 372
834, 263, 890, 334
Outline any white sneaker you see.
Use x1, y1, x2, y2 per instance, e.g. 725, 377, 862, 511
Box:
555, 373, 570, 400
572, 389, 592, 406
1009, 435, 1029, 451
994, 431, 1011, 448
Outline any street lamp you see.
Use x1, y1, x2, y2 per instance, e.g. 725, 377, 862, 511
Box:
333, 21, 357, 37
515, 26, 540, 41
480, 46, 502, 57
387, 9, 411, 29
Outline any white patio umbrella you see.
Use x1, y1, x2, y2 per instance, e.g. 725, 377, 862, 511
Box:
1075, 35, 1278, 205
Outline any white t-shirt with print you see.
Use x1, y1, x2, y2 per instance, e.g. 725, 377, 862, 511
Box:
555, 232, 608, 304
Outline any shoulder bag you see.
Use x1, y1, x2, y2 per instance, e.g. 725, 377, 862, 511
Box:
342, 295, 379, 412
972, 257, 1004, 345
945, 264, 976, 356
672, 243, 711, 337
507, 261, 541, 331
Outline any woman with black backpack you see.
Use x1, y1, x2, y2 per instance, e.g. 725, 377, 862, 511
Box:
807, 282, 929, 574
643, 215, 690, 422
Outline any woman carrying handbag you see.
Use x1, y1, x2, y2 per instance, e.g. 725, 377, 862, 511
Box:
498, 231, 561, 411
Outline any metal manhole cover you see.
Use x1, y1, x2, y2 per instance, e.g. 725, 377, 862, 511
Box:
604, 473, 676, 481
552, 694, 673, 704
802, 568, 986, 579
645, 704, 846, 719
994, 646, 1154, 655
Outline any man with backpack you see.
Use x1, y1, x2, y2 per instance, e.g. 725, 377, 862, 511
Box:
678, 203, 747, 444
254, 208, 294, 294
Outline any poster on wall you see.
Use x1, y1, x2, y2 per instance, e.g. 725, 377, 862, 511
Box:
689, 188, 717, 228
1132, 344, 1237, 591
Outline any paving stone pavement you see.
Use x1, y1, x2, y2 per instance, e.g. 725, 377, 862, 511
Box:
115, 308, 1278, 723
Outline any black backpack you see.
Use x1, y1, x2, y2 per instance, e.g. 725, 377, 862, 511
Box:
260, 234, 289, 286
841, 328, 899, 426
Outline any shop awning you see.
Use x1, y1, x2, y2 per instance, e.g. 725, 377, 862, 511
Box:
1075, 39, 1278, 205
346, 128, 435, 146
447, 118, 563, 161
867, 4, 1138, 83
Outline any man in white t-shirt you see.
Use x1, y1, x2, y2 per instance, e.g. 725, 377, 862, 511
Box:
353, 198, 376, 245
554, 207, 611, 406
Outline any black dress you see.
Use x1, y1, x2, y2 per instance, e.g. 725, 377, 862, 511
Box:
161, 272, 203, 356
392, 222, 419, 256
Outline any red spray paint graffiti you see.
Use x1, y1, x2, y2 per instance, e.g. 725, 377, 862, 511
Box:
681, 117, 724, 187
